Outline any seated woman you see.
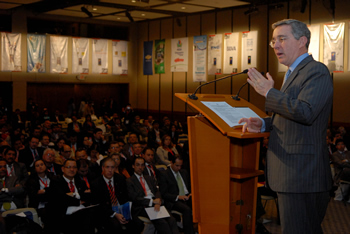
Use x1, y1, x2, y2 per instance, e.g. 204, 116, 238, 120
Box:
25, 159, 55, 224
156, 134, 178, 167
82, 114, 96, 135
110, 153, 130, 179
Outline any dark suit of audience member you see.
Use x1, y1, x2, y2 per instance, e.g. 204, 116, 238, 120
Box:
67, 121, 83, 135
147, 121, 165, 150
3, 147, 29, 186
18, 142, 44, 171
331, 140, 350, 185
126, 157, 179, 234
159, 156, 194, 234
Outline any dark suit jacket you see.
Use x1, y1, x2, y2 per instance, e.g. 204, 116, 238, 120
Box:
159, 168, 191, 210
143, 162, 161, 181
91, 174, 129, 217
0, 176, 25, 208
25, 172, 55, 209
46, 162, 63, 176
9, 161, 28, 186
331, 151, 350, 184
18, 147, 44, 171
264, 55, 333, 193
147, 129, 165, 150
126, 174, 161, 217
67, 122, 83, 134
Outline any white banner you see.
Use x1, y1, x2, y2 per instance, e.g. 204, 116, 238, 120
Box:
1, 33, 21, 71
207, 34, 222, 75
241, 31, 257, 71
324, 22, 344, 72
223, 32, 239, 74
308, 24, 320, 61
112, 40, 128, 75
72, 37, 89, 74
27, 34, 46, 73
92, 39, 108, 74
50, 36, 68, 73
170, 37, 188, 72
193, 35, 207, 82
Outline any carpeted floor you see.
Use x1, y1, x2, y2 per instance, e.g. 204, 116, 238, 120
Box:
262, 198, 350, 234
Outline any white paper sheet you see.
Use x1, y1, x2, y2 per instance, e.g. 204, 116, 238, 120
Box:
145, 206, 170, 220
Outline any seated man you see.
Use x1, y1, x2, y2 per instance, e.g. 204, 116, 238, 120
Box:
55, 144, 73, 165
18, 136, 44, 171
126, 157, 179, 234
42, 148, 63, 176
92, 128, 107, 155
0, 158, 26, 211
142, 147, 161, 182
91, 157, 138, 233
159, 155, 194, 234
3, 147, 28, 186
332, 139, 350, 201
45, 159, 95, 234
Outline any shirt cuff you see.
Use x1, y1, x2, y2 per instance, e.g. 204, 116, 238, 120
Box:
260, 118, 266, 133
111, 212, 116, 218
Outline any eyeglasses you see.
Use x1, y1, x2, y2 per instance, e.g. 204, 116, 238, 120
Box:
46, 153, 55, 157
270, 36, 288, 48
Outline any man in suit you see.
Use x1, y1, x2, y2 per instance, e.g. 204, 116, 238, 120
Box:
67, 115, 83, 136
331, 139, 350, 201
45, 159, 95, 234
126, 157, 179, 234
239, 19, 333, 234
3, 147, 28, 186
18, 136, 44, 171
42, 148, 63, 176
159, 155, 194, 234
91, 157, 139, 233
142, 147, 161, 181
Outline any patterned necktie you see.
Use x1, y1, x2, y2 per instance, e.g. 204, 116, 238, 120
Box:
176, 172, 185, 196
140, 176, 147, 196
69, 181, 75, 193
282, 69, 291, 86
108, 180, 118, 205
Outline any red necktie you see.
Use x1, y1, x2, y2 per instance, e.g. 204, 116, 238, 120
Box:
108, 180, 118, 205
69, 181, 75, 193
147, 165, 156, 178
140, 177, 147, 196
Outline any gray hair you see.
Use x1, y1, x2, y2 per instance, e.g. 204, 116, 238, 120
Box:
43, 148, 56, 155
272, 19, 310, 49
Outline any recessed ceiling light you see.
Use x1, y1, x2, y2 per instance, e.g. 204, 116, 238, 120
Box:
131, 0, 136, 2
117, 17, 121, 20
181, 6, 186, 10
92, 7, 97, 11
141, 13, 145, 16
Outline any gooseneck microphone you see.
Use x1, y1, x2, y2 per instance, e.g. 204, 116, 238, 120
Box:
188, 69, 248, 100
232, 82, 248, 101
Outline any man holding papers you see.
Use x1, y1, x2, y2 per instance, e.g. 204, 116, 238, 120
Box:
126, 157, 179, 234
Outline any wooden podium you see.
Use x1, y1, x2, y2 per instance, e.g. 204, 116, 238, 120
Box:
175, 93, 269, 234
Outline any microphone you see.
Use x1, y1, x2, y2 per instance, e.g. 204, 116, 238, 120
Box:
188, 69, 248, 100
232, 71, 264, 101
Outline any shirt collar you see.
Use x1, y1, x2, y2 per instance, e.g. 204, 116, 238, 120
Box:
103, 175, 114, 184
288, 52, 309, 73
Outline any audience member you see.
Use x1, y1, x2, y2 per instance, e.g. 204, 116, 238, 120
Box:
55, 144, 73, 165
3, 147, 28, 186
142, 147, 160, 181
18, 136, 43, 171
42, 148, 63, 176
156, 134, 179, 166
83, 114, 96, 135
110, 153, 130, 179
332, 139, 350, 201
148, 120, 165, 150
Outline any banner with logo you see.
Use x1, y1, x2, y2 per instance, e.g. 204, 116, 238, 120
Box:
112, 40, 128, 75
72, 37, 89, 74
27, 34, 45, 73
207, 34, 222, 75
1, 33, 21, 71
143, 41, 153, 75
223, 32, 239, 74
193, 35, 207, 82
324, 23, 344, 72
241, 31, 257, 71
170, 37, 188, 72
50, 36, 68, 73
154, 39, 165, 74
92, 38, 108, 74
308, 24, 320, 61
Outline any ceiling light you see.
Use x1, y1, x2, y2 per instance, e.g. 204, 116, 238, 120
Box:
131, 0, 136, 2
141, 13, 145, 16
92, 7, 97, 11
181, 6, 186, 10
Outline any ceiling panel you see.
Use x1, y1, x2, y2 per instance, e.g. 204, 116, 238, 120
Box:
100, 0, 166, 7
115, 10, 171, 19
153, 3, 213, 13
7, 0, 40, 4
97, 15, 144, 22
65, 5, 124, 15
0, 3, 20, 10
188, 0, 249, 8
45, 9, 99, 18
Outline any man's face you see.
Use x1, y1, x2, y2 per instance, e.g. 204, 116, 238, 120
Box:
133, 158, 145, 176
75, 150, 88, 160
0, 161, 7, 177
170, 158, 183, 173
43, 150, 55, 164
102, 160, 116, 179
72, 116, 77, 122
44, 121, 51, 128
272, 24, 305, 67
33, 129, 41, 137
78, 165, 89, 177
133, 144, 143, 155
69, 136, 77, 144
109, 143, 120, 154
94, 131, 102, 140
164, 119, 171, 126
336, 142, 346, 152
62, 161, 77, 180
35, 160, 46, 174
29, 138, 39, 149
14, 140, 23, 150
143, 149, 154, 164
4, 150, 16, 164
135, 116, 140, 123
62, 145, 72, 159
41, 136, 50, 146
118, 142, 125, 149
129, 134, 138, 144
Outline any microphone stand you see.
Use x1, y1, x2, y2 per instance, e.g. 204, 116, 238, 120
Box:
232, 82, 248, 101
188, 69, 248, 100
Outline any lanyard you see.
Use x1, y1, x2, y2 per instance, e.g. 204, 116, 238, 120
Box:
39, 177, 48, 188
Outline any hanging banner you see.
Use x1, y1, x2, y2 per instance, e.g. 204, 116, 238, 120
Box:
223, 32, 239, 74
154, 39, 165, 74
308, 25, 320, 61
193, 35, 207, 82
324, 22, 344, 72
1, 33, 21, 72
170, 37, 188, 72
241, 31, 257, 71
112, 40, 128, 75
207, 34, 222, 75
143, 41, 153, 75
27, 34, 45, 73
72, 37, 89, 74
92, 38, 108, 74
50, 36, 68, 74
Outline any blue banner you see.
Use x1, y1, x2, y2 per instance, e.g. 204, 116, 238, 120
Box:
143, 41, 153, 75
27, 34, 46, 73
